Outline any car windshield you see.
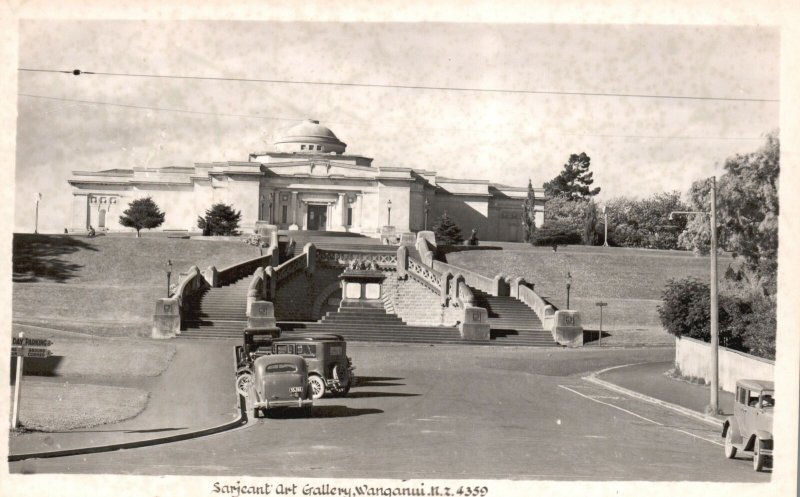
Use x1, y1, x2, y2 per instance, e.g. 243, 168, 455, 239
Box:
265, 363, 299, 373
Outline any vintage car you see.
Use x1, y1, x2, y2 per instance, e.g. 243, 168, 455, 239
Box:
722, 379, 774, 471
271, 334, 354, 399
235, 327, 280, 396
248, 354, 313, 418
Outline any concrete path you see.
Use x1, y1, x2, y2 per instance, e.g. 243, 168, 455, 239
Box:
597, 361, 735, 417
9, 339, 239, 456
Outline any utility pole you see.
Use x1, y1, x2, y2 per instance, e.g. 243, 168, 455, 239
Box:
602, 205, 609, 247
34, 193, 41, 234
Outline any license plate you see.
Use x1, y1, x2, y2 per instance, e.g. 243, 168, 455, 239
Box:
290, 387, 303, 393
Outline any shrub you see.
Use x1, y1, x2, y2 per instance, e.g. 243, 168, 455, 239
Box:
198, 203, 242, 236
531, 220, 582, 246
119, 197, 165, 238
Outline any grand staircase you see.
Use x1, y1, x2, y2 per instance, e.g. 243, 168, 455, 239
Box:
279, 306, 464, 344
178, 276, 250, 339
471, 289, 558, 347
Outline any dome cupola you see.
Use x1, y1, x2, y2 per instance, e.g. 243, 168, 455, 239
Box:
273, 119, 347, 154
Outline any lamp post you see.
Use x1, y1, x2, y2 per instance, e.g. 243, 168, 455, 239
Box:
566, 271, 572, 310
34, 193, 41, 234
424, 198, 430, 230
602, 205, 609, 247
166, 259, 173, 297
669, 176, 719, 415
387, 199, 392, 226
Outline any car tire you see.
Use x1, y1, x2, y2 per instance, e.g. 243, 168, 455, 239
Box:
724, 428, 737, 459
753, 439, 766, 472
309, 375, 326, 399
236, 373, 253, 398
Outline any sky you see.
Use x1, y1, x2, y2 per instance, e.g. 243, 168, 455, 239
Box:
14, 21, 780, 233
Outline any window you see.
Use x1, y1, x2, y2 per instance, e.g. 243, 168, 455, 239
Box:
265, 363, 298, 373
747, 390, 760, 407
281, 205, 288, 223
317, 145, 322, 150
347, 207, 353, 226
275, 344, 293, 354
301, 145, 306, 150
294, 344, 317, 358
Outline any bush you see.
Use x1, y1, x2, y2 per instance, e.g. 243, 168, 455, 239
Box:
531, 220, 582, 246
198, 203, 242, 236
657, 277, 775, 357
118, 197, 165, 238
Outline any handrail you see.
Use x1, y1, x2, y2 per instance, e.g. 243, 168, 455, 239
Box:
316, 248, 398, 269
274, 251, 308, 286
431, 260, 494, 294
217, 253, 272, 286
173, 265, 205, 304
407, 256, 442, 291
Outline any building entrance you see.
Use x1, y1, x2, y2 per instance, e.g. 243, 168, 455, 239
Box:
307, 204, 328, 231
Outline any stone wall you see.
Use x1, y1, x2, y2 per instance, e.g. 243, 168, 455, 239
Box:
675, 336, 774, 393
272, 266, 341, 321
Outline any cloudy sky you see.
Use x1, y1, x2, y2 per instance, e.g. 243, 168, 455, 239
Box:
14, 21, 779, 233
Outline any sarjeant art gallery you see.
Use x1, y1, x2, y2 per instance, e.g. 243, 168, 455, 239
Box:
68, 120, 545, 241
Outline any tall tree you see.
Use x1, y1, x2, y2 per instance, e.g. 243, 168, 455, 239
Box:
582, 200, 600, 245
119, 197, 165, 238
543, 152, 601, 200
521, 179, 538, 243
679, 131, 779, 293
198, 203, 242, 236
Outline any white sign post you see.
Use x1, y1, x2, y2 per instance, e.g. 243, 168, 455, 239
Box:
595, 302, 608, 345
11, 332, 25, 429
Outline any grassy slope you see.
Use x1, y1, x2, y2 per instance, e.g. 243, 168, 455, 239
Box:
449, 244, 732, 345
13, 234, 260, 336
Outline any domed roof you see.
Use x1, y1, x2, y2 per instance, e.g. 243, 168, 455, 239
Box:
274, 119, 347, 154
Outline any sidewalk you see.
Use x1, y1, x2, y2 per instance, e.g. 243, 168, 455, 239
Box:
10, 339, 240, 457
596, 361, 734, 418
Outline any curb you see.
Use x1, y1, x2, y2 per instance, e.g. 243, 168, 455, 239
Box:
583, 363, 724, 428
9, 395, 248, 462
9, 345, 249, 462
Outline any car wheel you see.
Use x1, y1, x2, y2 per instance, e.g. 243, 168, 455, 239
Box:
753, 439, 766, 472
724, 428, 737, 459
252, 407, 259, 419
236, 373, 253, 398
309, 375, 326, 399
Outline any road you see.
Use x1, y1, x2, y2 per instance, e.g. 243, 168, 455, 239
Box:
9, 344, 770, 482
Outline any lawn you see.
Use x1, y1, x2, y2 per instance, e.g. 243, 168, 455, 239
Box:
12, 234, 260, 336
449, 244, 732, 346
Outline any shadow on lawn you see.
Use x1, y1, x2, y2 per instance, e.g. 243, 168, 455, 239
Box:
13, 234, 98, 283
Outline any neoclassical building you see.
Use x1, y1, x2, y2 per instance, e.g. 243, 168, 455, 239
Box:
68, 120, 545, 241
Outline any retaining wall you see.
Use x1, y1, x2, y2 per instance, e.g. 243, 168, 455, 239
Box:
675, 336, 774, 393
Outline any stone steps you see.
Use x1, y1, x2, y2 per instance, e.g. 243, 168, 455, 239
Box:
179, 274, 252, 339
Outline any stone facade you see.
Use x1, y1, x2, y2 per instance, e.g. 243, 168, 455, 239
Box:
68, 120, 545, 241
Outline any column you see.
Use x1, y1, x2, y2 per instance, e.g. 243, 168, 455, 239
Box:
290, 191, 298, 225
338, 193, 347, 230
357, 193, 363, 230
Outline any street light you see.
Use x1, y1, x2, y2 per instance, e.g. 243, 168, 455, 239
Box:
166, 259, 173, 297
387, 199, 392, 226
424, 198, 430, 230
34, 193, 42, 234
566, 271, 572, 310
602, 205, 609, 247
668, 176, 719, 415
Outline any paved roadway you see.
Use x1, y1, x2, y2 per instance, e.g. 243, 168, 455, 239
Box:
9, 344, 770, 482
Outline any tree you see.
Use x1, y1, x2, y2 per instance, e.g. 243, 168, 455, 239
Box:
679, 131, 779, 293
433, 212, 463, 245
119, 197, 165, 237
198, 203, 242, 236
605, 192, 687, 249
521, 179, 538, 243
582, 200, 600, 245
543, 152, 601, 200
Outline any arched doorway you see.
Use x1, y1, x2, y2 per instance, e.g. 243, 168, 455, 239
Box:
98, 209, 106, 228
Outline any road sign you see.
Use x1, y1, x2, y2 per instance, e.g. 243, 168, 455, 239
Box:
11, 346, 53, 358
12, 337, 53, 347
595, 302, 608, 307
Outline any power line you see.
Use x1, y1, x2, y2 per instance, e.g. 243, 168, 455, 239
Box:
18, 93, 766, 141
18, 68, 779, 103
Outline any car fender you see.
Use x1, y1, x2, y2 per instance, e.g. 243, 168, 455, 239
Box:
754, 430, 773, 442
722, 418, 743, 444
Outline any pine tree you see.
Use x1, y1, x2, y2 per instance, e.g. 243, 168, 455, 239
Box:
522, 179, 537, 243
433, 212, 464, 245
198, 203, 242, 236
119, 197, 165, 237
543, 152, 601, 200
